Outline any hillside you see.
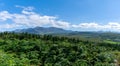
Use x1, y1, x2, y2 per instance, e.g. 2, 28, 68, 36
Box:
0, 32, 120, 66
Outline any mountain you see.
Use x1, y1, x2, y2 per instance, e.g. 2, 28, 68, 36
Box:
13, 27, 120, 42
14, 27, 72, 34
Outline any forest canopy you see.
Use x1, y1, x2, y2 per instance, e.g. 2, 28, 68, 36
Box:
0, 32, 120, 66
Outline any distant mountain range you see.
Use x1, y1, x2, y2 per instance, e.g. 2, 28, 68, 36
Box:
14, 27, 72, 34
13, 27, 120, 42
13, 27, 113, 35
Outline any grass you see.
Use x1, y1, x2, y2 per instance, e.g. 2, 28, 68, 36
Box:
104, 40, 119, 44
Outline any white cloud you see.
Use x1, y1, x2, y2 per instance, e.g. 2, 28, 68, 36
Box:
15, 5, 34, 11
105, 22, 120, 30
72, 22, 120, 31
0, 6, 71, 30
22, 10, 35, 15
0, 11, 12, 21
0, 24, 22, 32
51, 21, 70, 28
72, 23, 100, 28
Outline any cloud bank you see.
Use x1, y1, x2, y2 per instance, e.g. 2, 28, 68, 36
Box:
0, 6, 120, 32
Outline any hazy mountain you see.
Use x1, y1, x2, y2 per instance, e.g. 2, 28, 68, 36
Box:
13, 27, 120, 42
14, 27, 72, 34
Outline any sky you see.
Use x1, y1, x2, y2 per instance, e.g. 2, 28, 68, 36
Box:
0, 0, 120, 32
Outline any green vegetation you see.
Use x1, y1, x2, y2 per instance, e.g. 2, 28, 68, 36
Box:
104, 40, 119, 44
0, 50, 30, 66
0, 32, 120, 66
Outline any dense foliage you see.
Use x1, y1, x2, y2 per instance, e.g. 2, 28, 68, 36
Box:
0, 32, 120, 66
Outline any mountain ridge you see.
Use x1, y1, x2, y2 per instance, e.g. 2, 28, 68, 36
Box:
14, 27, 72, 34
13, 27, 120, 42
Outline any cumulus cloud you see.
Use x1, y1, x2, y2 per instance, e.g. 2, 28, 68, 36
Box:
51, 21, 70, 28
0, 11, 12, 21
72, 23, 100, 28
0, 6, 120, 32
72, 22, 120, 31
0, 6, 70, 30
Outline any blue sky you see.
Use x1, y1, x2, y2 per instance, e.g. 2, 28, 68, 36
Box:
0, 0, 120, 31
